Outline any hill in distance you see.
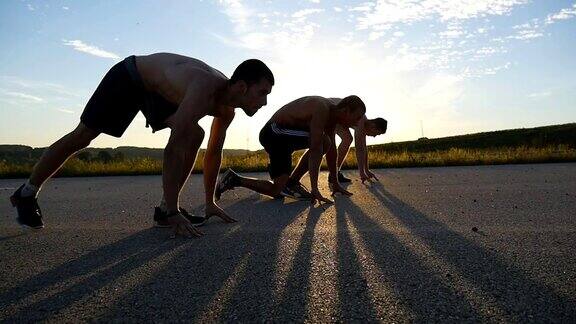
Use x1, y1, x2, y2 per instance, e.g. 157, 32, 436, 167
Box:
1, 123, 574, 164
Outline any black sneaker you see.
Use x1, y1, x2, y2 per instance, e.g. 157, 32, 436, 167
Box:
280, 181, 313, 200
10, 184, 44, 229
154, 207, 206, 227
215, 168, 240, 201
338, 171, 352, 183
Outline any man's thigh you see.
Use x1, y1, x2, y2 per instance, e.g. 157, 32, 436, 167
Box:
267, 150, 293, 180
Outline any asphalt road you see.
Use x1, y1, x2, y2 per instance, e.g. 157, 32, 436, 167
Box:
1, 163, 575, 323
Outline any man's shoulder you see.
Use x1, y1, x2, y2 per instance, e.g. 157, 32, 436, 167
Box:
184, 71, 226, 96
301, 96, 332, 109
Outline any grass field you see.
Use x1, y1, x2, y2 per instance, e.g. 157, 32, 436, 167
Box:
1, 145, 575, 179
1, 123, 575, 179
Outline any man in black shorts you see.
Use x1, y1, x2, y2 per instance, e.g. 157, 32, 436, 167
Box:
10, 53, 274, 237
288, 97, 388, 185
216, 95, 366, 204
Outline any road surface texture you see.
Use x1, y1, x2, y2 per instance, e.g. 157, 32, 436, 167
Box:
1, 163, 575, 322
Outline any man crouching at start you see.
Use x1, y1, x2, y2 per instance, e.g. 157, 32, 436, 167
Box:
216, 95, 366, 205
10, 53, 274, 238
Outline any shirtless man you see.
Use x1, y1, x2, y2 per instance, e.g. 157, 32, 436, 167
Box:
279, 98, 386, 192
334, 115, 387, 183
10, 53, 274, 237
216, 95, 366, 204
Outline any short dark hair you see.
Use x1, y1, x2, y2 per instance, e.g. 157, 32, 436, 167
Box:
229, 59, 274, 86
337, 95, 366, 115
370, 117, 388, 134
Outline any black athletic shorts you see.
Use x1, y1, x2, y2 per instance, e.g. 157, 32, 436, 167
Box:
80, 55, 178, 137
259, 122, 310, 179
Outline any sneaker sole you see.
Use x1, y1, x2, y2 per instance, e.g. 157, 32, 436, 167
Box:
154, 222, 205, 228
280, 192, 311, 201
19, 223, 44, 230
216, 169, 235, 201
11, 196, 44, 229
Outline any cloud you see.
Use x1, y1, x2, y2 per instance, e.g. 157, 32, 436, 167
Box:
506, 29, 543, 40
292, 8, 324, 18
212, 0, 482, 142
62, 39, 120, 59
215, 1, 322, 52
55, 108, 76, 114
460, 62, 512, 77
528, 91, 552, 98
356, 0, 528, 29
2, 91, 44, 102
369, 31, 385, 40
507, 18, 544, 41
349, 3, 375, 12
0, 76, 85, 97
545, 3, 576, 24
218, 0, 251, 32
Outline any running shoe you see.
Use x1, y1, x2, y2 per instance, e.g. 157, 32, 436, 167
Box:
215, 168, 240, 200
154, 207, 206, 227
281, 181, 313, 200
10, 184, 44, 229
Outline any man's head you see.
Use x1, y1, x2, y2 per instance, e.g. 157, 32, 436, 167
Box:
365, 118, 387, 137
229, 59, 274, 116
335, 95, 366, 127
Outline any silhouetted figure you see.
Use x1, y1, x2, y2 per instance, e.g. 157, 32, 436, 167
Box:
11, 53, 274, 238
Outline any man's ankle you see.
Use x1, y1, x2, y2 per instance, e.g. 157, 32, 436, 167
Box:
20, 180, 40, 198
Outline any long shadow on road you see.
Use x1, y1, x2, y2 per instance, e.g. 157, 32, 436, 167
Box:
334, 201, 381, 321
97, 196, 310, 322
368, 182, 576, 322
334, 197, 481, 322
0, 196, 309, 322
0, 228, 176, 322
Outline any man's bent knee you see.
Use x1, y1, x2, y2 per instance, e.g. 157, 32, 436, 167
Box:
185, 125, 205, 148
71, 123, 100, 148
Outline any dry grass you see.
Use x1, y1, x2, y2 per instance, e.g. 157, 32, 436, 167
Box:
1, 145, 575, 179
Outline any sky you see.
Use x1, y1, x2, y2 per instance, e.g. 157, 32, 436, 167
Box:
0, 0, 575, 150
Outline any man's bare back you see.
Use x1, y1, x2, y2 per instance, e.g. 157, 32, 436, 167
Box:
270, 96, 335, 130
136, 53, 229, 115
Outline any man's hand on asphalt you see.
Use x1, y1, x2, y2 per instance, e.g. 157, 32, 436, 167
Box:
360, 173, 372, 184
206, 203, 237, 223
167, 212, 203, 238
330, 181, 353, 196
311, 189, 333, 205
366, 170, 379, 181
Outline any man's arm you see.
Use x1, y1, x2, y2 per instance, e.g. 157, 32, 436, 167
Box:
335, 125, 353, 170
163, 89, 208, 237
203, 109, 237, 222
327, 128, 353, 196
354, 116, 370, 182
326, 127, 339, 182
308, 105, 332, 204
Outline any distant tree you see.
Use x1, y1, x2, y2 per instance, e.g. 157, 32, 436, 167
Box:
76, 151, 92, 162
97, 150, 113, 163
113, 151, 125, 161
